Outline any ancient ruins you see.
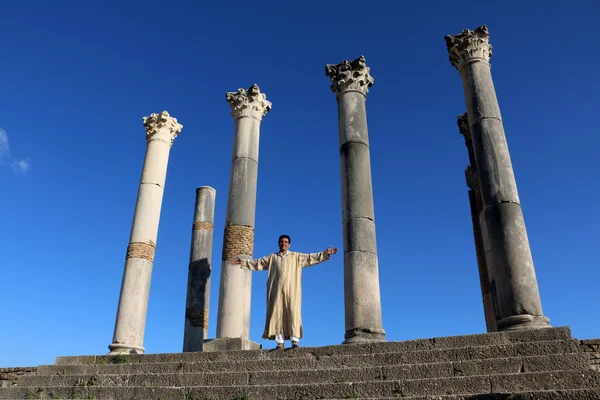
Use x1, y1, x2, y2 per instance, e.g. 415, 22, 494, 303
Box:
2, 25, 598, 400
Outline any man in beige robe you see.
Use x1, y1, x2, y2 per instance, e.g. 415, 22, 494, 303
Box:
232, 234, 338, 349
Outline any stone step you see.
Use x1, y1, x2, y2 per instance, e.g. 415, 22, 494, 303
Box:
38, 339, 581, 378
15, 354, 590, 389
330, 391, 600, 400
2, 370, 599, 400
55, 327, 572, 366
43, 339, 582, 375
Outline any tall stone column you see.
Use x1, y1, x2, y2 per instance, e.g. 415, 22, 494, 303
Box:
445, 26, 550, 331
109, 111, 182, 354
458, 113, 497, 332
183, 186, 216, 352
208, 84, 270, 352
325, 56, 386, 343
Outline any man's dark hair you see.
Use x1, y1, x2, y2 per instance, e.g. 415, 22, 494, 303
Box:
278, 234, 291, 244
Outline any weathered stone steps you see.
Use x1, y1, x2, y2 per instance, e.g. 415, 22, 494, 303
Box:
39, 339, 581, 378
2, 370, 599, 400
54, 327, 574, 366
3, 328, 597, 399
14, 354, 590, 388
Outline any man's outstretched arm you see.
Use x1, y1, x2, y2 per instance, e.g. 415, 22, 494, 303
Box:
299, 246, 339, 268
231, 254, 271, 271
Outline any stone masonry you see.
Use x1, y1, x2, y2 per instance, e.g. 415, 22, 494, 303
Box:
445, 26, 550, 332
581, 339, 600, 370
325, 56, 386, 344
109, 111, 182, 355
211, 84, 271, 351
458, 112, 497, 332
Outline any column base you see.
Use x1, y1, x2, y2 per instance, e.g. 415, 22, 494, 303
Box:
497, 314, 551, 332
343, 328, 387, 344
202, 337, 261, 352
107, 343, 145, 355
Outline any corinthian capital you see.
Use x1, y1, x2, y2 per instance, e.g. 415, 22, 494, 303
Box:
325, 56, 374, 97
457, 113, 470, 139
226, 84, 272, 120
445, 26, 493, 71
143, 111, 182, 145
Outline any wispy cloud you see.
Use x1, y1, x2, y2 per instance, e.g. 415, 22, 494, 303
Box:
0, 128, 32, 175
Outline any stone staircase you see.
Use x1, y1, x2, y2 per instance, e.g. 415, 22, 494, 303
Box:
1, 327, 599, 399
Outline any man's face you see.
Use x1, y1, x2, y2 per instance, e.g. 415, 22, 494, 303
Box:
278, 237, 290, 253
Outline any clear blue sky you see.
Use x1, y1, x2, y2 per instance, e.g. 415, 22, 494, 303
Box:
1, 0, 598, 367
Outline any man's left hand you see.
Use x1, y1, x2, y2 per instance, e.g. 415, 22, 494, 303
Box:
326, 245, 338, 255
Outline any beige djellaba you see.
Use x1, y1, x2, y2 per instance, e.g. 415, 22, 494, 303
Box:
240, 251, 330, 340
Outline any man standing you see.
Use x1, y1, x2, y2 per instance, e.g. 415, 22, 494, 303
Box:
232, 235, 338, 349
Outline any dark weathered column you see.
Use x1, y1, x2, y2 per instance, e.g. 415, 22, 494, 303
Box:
325, 56, 386, 343
109, 111, 182, 354
445, 26, 550, 331
183, 186, 216, 352
458, 113, 497, 332
207, 84, 270, 351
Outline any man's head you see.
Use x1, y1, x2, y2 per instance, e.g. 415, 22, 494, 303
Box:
278, 235, 291, 253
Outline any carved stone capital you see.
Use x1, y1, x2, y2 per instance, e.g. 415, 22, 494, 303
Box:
143, 111, 182, 145
226, 84, 272, 120
325, 56, 374, 97
457, 113, 470, 139
445, 26, 493, 71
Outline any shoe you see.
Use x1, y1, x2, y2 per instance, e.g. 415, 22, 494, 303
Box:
275, 343, 284, 350
291, 341, 299, 349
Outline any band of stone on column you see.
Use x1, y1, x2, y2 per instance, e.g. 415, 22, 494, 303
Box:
193, 221, 214, 231
125, 242, 156, 262
185, 307, 209, 329
221, 225, 254, 261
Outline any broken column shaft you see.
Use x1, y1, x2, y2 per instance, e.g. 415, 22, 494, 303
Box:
183, 186, 216, 352
458, 113, 497, 332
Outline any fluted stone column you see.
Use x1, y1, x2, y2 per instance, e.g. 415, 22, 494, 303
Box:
458, 113, 497, 332
109, 111, 182, 354
445, 26, 550, 331
325, 56, 386, 343
208, 84, 270, 352
183, 186, 216, 352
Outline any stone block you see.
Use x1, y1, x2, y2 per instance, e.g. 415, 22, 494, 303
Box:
342, 217, 378, 254
202, 337, 261, 352
343, 250, 384, 333
453, 357, 522, 376
337, 91, 370, 148
382, 361, 453, 380
522, 353, 589, 372
503, 326, 571, 343
491, 370, 600, 392
340, 141, 375, 221
225, 158, 258, 226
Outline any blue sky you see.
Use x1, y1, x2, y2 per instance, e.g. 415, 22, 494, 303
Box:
1, 0, 598, 367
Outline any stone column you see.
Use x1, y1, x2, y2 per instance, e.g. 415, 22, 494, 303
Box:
325, 56, 386, 343
109, 111, 182, 354
207, 84, 270, 352
445, 26, 550, 331
183, 186, 216, 352
458, 113, 497, 332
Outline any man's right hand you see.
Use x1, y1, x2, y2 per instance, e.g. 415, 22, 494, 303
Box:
231, 256, 242, 265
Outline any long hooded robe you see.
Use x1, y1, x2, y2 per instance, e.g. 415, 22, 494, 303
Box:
240, 250, 330, 340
